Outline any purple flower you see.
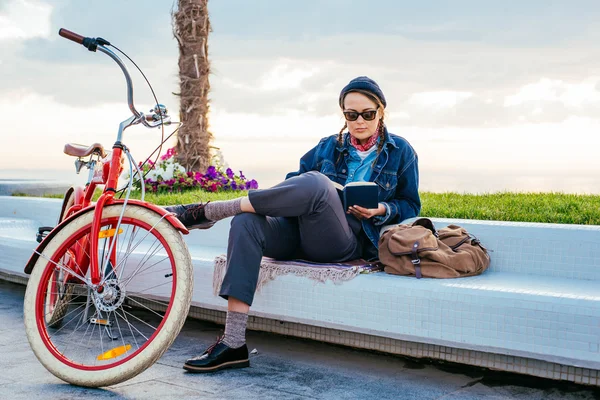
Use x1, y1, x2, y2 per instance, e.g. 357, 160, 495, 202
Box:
206, 166, 218, 179
247, 179, 259, 190
132, 164, 259, 194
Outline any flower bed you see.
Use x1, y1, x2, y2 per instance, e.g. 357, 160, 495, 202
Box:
128, 148, 258, 193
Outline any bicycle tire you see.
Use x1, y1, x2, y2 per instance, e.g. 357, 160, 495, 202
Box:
24, 204, 193, 387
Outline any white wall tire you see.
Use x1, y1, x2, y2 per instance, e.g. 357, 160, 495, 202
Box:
23, 204, 193, 387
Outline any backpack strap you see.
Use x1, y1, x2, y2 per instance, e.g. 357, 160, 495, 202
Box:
411, 241, 422, 279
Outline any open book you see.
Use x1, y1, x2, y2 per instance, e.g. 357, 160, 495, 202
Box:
331, 181, 379, 210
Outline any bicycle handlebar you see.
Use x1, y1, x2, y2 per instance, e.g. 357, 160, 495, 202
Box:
58, 28, 111, 52
58, 28, 84, 45
58, 27, 169, 133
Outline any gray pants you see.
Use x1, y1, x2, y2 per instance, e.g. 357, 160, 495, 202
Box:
219, 171, 363, 306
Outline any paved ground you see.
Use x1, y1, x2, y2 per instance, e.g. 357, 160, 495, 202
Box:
1, 280, 598, 400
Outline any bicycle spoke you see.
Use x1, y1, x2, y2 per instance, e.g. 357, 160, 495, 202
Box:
48, 303, 88, 341
113, 305, 141, 353
44, 299, 86, 326
127, 280, 173, 295
114, 309, 151, 342
118, 308, 157, 336
121, 245, 168, 286
111, 216, 167, 280
125, 296, 169, 320
36, 251, 91, 286
122, 267, 172, 281
131, 239, 164, 273
110, 309, 134, 356
117, 236, 163, 284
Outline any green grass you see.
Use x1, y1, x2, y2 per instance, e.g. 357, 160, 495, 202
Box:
420, 191, 600, 225
13, 190, 600, 225
122, 190, 247, 205
12, 192, 65, 199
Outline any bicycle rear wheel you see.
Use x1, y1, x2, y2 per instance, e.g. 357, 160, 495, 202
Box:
45, 191, 76, 328
24, 204, 193, 387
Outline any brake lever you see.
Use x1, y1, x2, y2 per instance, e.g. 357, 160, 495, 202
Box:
139, 103, 171, 128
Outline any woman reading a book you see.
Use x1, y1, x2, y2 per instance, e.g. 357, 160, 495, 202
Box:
165, 76, 421, 373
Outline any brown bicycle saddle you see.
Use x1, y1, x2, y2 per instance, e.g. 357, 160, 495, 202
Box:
63, 142, 107, 158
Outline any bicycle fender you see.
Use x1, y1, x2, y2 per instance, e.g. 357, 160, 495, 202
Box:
110, 199, 190, 235
58, 186, 75, 222
23, 201, 189, 275
24, 204, 96, 275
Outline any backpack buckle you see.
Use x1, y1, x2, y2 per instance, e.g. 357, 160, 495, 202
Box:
411, 241, 422, 278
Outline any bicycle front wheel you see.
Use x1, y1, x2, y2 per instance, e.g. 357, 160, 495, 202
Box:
24, 204, 193, 387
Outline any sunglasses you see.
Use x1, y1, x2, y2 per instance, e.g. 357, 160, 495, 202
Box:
343, 109, 378, 121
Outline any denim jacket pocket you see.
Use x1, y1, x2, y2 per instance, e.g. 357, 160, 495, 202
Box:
374, 172, 397, 201
319, 159, 346, 182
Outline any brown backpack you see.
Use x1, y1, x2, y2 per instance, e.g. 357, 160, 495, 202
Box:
378, 218, 490, 279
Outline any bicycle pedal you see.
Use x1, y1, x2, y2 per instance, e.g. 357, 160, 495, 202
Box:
36, 226, 54, 243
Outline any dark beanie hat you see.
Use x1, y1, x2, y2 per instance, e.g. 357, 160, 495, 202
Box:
339, 76, 386, 108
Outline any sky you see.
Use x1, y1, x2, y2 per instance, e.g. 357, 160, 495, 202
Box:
1, 0, 600, 193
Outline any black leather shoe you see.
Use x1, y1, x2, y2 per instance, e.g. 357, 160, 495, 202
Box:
183, 339, 249, 373
164, 203, 215, 230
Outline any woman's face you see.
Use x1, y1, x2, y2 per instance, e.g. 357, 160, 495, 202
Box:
343, 92, 381, 144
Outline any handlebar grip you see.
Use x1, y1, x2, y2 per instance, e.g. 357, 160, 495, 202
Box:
58, 28, 85, 45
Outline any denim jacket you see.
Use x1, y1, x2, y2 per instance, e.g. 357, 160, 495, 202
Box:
286, 128, 421, 252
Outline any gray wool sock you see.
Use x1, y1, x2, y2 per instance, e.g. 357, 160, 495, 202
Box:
222, 311, 248, 349
204, 198, 243, 222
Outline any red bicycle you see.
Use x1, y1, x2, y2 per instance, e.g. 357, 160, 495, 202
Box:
22, 29, 193, 387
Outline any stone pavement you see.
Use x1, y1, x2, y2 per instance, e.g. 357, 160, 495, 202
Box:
0, 280, 598, 400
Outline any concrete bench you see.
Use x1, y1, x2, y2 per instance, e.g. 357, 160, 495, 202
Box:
0, 196, 598, 386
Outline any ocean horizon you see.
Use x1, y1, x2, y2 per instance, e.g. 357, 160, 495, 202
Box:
2, 167, 599, 195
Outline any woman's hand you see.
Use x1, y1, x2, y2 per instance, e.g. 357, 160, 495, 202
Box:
347, 203, 386, 220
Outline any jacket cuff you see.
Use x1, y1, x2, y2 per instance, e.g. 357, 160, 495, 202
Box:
372, 202, 391, 226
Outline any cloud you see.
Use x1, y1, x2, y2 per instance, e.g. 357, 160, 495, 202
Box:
258, 61, 320, 91
0, 0, 181, 107
0, 91, 178, 173
4, 0, 600, 131
408, 91, 473, 109
0, 0, 52, 41
504, 77, 600, 108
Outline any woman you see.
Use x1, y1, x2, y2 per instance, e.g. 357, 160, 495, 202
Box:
166, 76, 421, 373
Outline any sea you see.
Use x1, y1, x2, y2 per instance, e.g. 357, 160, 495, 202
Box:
1, 166, 599, 196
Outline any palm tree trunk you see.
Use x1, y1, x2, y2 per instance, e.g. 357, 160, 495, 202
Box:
172, 0, 212, 172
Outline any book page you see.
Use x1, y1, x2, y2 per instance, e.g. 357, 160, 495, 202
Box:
331, 181, 344, 191
345, 181, 377, 187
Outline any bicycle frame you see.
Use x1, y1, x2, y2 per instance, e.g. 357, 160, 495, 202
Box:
23, 28, 196, 389
24, 31, 188, 280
